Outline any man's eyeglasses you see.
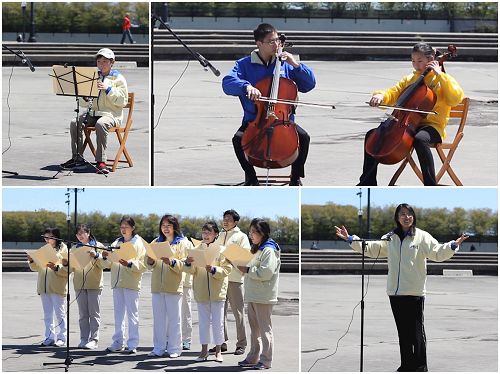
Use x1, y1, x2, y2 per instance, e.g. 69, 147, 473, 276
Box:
262, 37, 280, 46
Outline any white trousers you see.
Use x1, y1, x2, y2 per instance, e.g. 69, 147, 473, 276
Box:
111, 288, 140, 349
152, 292, 182, 355
182, 287, 193, 343
40, 293, 66, 342
198, 301, 225, 345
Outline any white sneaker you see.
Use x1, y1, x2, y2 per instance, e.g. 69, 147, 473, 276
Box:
106, 344, 124, 352
84, 340, 98, 350
167, 352, 180, 358
54, 340, 65, 347
124, 347, 137, 354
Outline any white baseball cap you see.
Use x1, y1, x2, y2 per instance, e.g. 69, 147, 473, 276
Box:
96, 48, 115, 60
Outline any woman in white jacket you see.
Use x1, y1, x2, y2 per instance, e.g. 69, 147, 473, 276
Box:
237, 218, 281, 370
336, 203, 468, 372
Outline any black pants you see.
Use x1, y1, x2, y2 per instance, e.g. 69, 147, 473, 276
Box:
232, 122, 310, 182
358, 126, 441, 186
389, 296, 428, 372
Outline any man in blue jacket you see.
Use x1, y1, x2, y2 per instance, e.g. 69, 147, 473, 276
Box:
222, 23, 316, 186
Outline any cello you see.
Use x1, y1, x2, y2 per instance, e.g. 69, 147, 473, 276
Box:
365, 45, 458, 165
241, 34, 300, 169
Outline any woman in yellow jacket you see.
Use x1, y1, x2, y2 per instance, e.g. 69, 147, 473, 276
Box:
184, 221, 232, 363
336, 203, 468, 371
146, 215, 192, 358
27, 227, 69, 347
101, 216, 147, 354
237, 219, 281, 370
358, 42, 464, 186
70, 224, 106, 350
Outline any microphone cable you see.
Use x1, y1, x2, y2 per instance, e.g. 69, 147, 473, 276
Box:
306, 247, 381, 372
3, 60, 17, 156
154, 58, 191, 130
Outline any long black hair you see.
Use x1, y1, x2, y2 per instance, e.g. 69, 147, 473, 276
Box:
394, 203, 417, 235
44, 227, 63, 249
158, 214, 182, 241
249, 218, 271, 254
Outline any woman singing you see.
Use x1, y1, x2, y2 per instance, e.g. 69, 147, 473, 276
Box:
101, 216, 147, 354
27, 227, 69, 347
335, 203, 468, 371
184, 221, 231, 363
237, 218, 281, 370
146, 215, 193, 358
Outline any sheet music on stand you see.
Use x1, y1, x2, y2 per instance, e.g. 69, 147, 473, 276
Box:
50, 65, 99, 98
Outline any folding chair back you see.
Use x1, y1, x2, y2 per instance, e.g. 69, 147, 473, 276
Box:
83, 92, 135, 172
389, 97, 470, 186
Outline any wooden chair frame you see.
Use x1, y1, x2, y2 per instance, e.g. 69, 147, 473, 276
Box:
82, 92, 135, 172
389, 97, 470, 186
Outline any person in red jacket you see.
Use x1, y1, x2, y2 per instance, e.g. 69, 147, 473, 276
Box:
120, 13, 136, 44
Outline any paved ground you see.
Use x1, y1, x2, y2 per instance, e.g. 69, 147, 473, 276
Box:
301, 275, 498, 372
2, 66, 149, 186
154, 60, 497, 186
2, 272, 298, 372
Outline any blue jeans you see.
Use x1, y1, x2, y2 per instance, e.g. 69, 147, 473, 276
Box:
120, 30, 134, 44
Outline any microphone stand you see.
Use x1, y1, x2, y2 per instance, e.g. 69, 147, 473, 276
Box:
41, 235, 115, 372
150, 14, 221, 186
350, 237, 389, 372
2, 44, 36, 176
151, 14, 220, 77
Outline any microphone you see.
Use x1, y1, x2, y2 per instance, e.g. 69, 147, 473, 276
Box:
196, 52, 220, 77
107, 245, 121, 252
21, 52, 35, 72
381, 231, 395, 241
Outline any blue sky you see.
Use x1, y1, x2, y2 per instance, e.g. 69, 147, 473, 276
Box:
2, 187, 300, 219
301, 187, 498, 211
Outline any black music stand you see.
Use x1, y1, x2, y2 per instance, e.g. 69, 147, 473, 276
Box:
49, 65, 105, 176
41, 235, 111, 372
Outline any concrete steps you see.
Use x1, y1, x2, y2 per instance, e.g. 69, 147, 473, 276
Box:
2, 42, 149, 67
153, 30, 498, 61
301, 249, 498, 275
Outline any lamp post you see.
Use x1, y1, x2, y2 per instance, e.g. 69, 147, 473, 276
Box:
28, 2, 36, 42
21, 2, 27, 42
159, 2, 168, 29
65, 192, 71, 240
67, 188, 85, 237
356, 189, 363, 236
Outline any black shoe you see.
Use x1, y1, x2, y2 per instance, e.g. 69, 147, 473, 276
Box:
209, 342, 227, 353
289, 178, 302, 186
234, 346, 245, 355
244, 178, 259, 186
61, 157, 85, 169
